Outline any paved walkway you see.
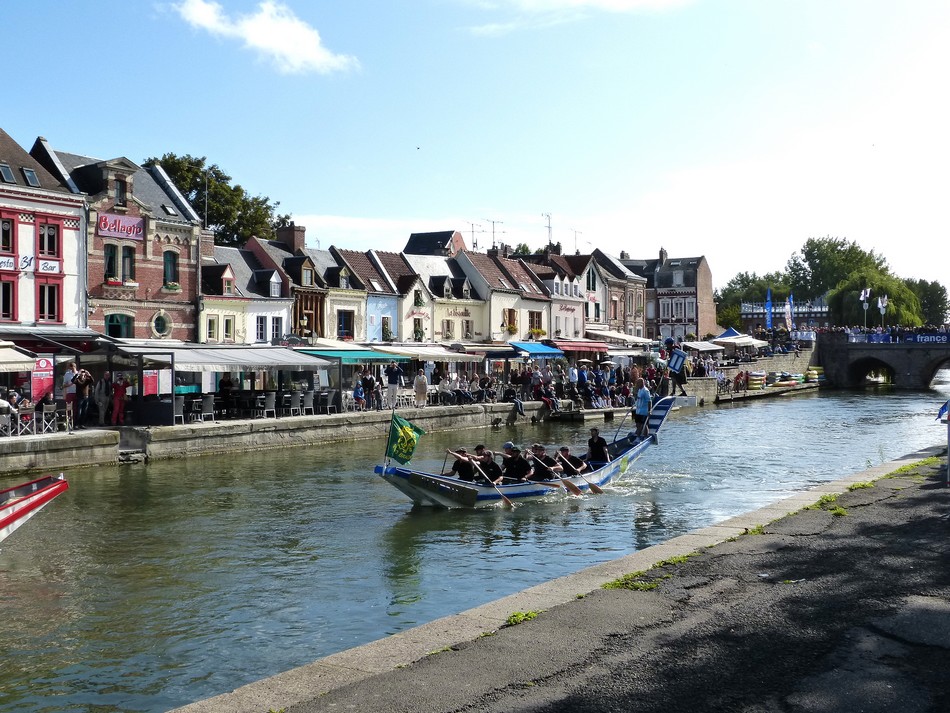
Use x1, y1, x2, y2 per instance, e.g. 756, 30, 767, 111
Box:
173, 445, 950, 713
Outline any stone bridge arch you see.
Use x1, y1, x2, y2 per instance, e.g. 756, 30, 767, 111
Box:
816, 333, 950, 389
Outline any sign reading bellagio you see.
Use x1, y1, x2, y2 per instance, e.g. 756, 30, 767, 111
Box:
98, 213, 145, 240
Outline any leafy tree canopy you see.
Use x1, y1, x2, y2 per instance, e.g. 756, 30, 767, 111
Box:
785, 236, 888, 301
143, 153, 291, 247
511, 243, 533, 256
903, 278, 950, 325
827, 269, 921, 327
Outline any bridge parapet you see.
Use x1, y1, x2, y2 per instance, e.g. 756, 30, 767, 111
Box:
816, 332, 950, 388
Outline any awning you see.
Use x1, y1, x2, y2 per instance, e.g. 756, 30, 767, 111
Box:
712, 336, 769, 349
110, 345, 333, 372
584, 328, 655, 345
373, 344, 485, 363
551, 339, 610, 353
300, 349, 409, 365
606, 348, 654, 358
681, 340, 725, 352
0, 341, 36, 372
509, 341, 564, 358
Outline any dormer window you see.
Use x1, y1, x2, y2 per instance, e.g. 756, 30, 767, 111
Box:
498, 278, 510, 289
223, 278, 234, 295
444, 283, 452, 298
339, 269, 350, 289
302, 268, 314, 286
115, 178, 127, 207
554, 281, 560, 295
21, 168, 39, 187
270, 281, 281, 297
462, 286, 471, 299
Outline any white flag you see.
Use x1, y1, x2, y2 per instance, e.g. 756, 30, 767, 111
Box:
878, 295, 888, 309
859, 288, 870, 301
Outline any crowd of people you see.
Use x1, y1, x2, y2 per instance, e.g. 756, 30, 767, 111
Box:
440, 427, 615, 486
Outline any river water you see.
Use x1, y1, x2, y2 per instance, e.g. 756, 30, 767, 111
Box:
1, 381, 949, 713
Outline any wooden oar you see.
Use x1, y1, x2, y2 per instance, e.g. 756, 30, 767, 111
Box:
471, 461, 515, 509
557, 453, 604, 495
533, 455, 582, 496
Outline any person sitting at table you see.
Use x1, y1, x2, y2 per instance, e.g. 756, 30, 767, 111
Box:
353, 382, 366, 411
438, 376, 456, 405
0, 394, 18, 415
218, 374, 235, 416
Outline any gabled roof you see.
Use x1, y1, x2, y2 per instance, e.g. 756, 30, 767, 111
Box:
592, 248, 644, 282
201, 263, 234, 296
373, 250, 421, 295
31, 139, 197, 225
403, 254, 481, 300
334, 248, 396, 295
404, 230, 458, 255
213, 246, 286, 299
462, 251, 549, 300
0, 129, 73, 195
302, 247, 364, 290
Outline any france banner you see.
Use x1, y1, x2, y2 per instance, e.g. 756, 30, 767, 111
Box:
765, 288, 772, 330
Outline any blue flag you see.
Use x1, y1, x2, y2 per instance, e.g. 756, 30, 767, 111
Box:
937, 400, 950, 421
765, 287, 772, 330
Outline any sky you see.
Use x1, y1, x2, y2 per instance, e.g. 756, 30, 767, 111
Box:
4, 0, 950, 290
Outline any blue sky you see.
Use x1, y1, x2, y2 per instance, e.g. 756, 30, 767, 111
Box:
5, 0, 949, 290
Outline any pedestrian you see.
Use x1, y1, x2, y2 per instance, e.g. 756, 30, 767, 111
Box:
94, 371, 113, 426
111, 374, 129, 426
384, 361, 404, 409
413, 369, 429, 408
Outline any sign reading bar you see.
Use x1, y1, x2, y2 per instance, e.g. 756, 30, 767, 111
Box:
98, 213, 145, 240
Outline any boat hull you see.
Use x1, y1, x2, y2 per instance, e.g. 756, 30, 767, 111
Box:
0, 474, 69, 543
377, 397, 676, 508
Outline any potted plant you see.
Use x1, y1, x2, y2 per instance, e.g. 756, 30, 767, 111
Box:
123, 279, 139, 287
413, 328, 425, 342
164, 281, 181, 291
505, 323, 518, 335
104, 277, 122, 286
528, 328, 547, 338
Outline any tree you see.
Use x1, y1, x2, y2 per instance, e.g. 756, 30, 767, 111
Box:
716, 271, 789, 310
143, 153, 289, 247
785, 237, 888, 301
511, 243, 533, 256
827, 269, 922, 327
904, 278, 950, 326
716, 303, 742, 331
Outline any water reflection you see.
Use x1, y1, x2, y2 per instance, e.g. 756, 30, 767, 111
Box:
1, 384, 948, 712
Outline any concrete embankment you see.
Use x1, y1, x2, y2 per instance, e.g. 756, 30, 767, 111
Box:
169, 444, 950, 713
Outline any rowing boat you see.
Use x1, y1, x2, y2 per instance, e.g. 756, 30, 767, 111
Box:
376, 397, 677, 508
0, 473, 69, 544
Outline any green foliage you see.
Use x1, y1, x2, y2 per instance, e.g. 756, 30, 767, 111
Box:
903, 278, 950, 325
716, 303, 742, 330
603, 573, 658, 591
785, 237, 888, 301
511, 243, 533, 256
848, 481, 874, 491
505, 610, 540, 625
827, 270, 922, 326
143, 152, 290, 247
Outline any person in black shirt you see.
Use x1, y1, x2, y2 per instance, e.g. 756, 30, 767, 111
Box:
472, 444, 503, 484
443, 447, 476, 482
502, 447, 532, 482
528, 443, 563, 481
556, 446, 588, 475
587, 427, 610, 465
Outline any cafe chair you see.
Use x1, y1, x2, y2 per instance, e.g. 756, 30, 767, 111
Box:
16, 407, 36, 436
282, 391, 302, 417
0, 406, 11, 437
173, 396, 186, 425
40, 403, 58, 433
199, 394, 216, 422
256, 392, 277, 419
302, 390, 315, 416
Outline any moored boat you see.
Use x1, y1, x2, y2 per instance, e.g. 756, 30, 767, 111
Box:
376, 397, 677, 508
0, 473, 69, 544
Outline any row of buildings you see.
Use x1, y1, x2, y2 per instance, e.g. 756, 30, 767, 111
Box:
0, 127, 717, 357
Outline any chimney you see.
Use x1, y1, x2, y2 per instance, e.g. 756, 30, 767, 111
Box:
659, 247, 668, 263
276, 222, 306, 252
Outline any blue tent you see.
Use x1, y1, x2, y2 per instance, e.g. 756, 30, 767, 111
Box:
716, 327, 743, 339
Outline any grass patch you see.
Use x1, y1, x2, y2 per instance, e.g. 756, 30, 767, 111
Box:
603, 573, 659, 591
505, 611, 540, 626
829, 506, 848, 516
656, 552, 700, 567
479, 631, 496, 638
888, 456, 941, 476
806, 494, 839, 510
848, 481, 874, 491
426, 646, 453, 656
744, 524, 765, 535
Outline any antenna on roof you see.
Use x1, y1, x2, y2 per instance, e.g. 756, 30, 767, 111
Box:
542, 212, 553, 250
484, 218, 505, 249
465, 221, 484, 250
571, 228, 582, 254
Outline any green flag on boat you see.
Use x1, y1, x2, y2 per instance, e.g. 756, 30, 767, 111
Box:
386, 413, 426, 464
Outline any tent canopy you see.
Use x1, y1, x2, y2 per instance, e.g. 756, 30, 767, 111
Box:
0, 341, 36, 373
109, 344, 333, 372
680, 340, 725, 353
585, 328, 655, 345
509, 341, 564, 358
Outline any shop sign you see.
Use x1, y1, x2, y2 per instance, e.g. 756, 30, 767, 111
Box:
32, 358, 55, 400
98, 213, 145, 240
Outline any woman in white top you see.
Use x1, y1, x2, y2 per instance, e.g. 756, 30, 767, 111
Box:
413, 369, 429, 408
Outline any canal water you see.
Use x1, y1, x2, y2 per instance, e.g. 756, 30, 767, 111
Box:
1, 381, 949, 713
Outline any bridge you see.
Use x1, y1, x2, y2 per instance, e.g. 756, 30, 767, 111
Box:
816, 332, 950, 389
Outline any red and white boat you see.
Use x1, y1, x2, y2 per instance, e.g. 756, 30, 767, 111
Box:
0, 474, 69, 544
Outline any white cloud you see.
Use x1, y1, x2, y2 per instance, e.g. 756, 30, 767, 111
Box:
466, 0, 690, 35
174, 0, 358, 74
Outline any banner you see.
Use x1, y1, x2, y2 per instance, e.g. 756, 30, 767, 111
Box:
764, 288, 772, 330
386, 414, 426, 464
667, 348, 687, 375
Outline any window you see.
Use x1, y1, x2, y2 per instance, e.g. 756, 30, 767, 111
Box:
0, 279, 15, 320
340, 272, 350, 289
163, 251, 179, 285
686, 299, 696, 319
38, 223, 59, 257
337, 310, 354, 339
270, 281, 280, 298
441, 319, 454, 338
105, 313, 134, 337
381, 316, 392, 340
673, 299, 684, 318
660, 299, 671, 319
37, 282, 60, 321
586, 270, 597, 291
554, 281, 560, 295
22, 168, 39, 187
646, 302, 656, 319
462, 285, 470, 299
303, 268, 314, 286
0, 219, 12, 253
161, 203, 178, 216
673, 270, 684, 287
502, 308, 516, 332
207, 316, 218, 341
573, 282, 579, 297
153, 313, 170, 337
594, 303, 601, 321
115, 179, 127, 206
0, 164, 15, 183
104, 245, 118, 279
256, 316, 267, 342
555, 316, 561, 333
369, 279, 382, 291
498, 278, 510, 289
528, 311, 542, 331
224, 316, 234, 341
271, 316, 283, 341
462, 319, 472, 339
121, 245, 135, 281
413, 289, 424, 307
223, 278, 234, 295
610, 298, 618, 320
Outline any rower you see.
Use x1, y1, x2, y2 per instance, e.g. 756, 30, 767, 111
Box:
527, 443, 562, 481
556, 446, 587, 475
501, 446, 532, 482
472, 444, 503, 484
443, 447, 476, 482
